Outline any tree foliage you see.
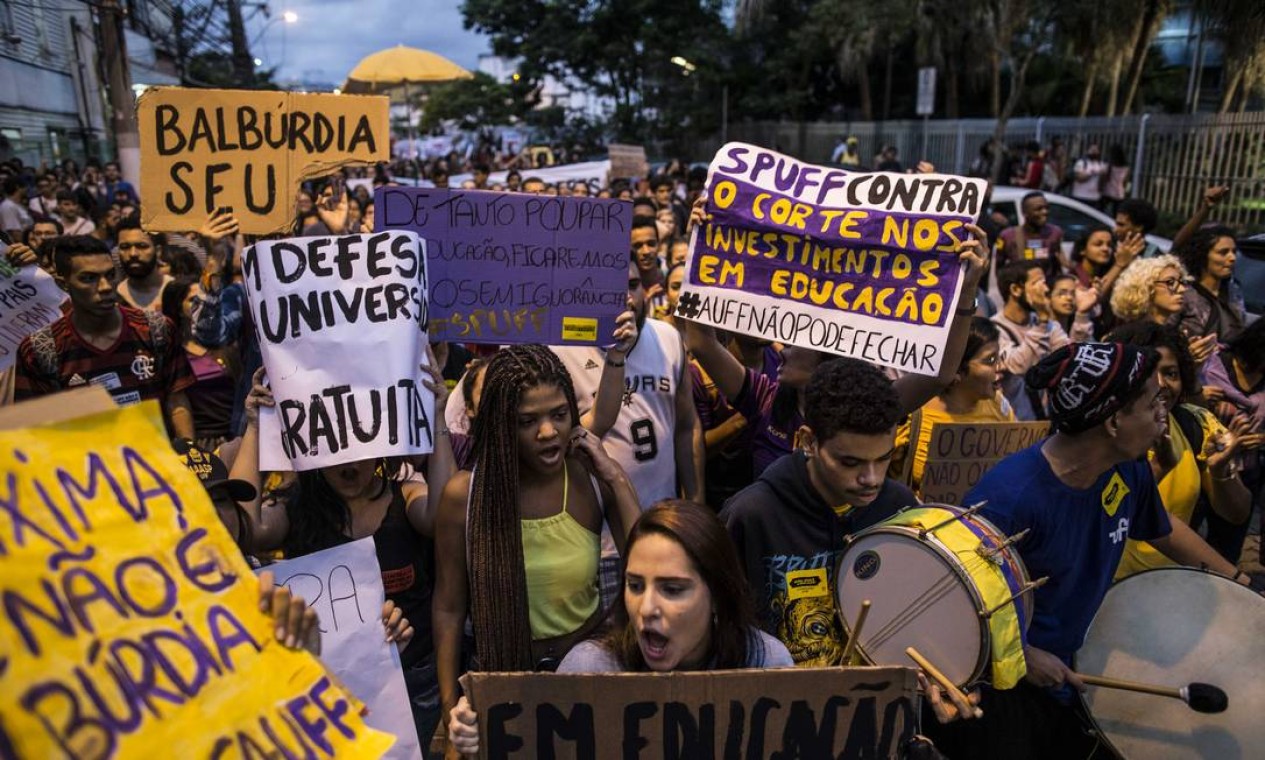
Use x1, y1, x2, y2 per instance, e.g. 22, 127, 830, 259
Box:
419, 72, 535, 131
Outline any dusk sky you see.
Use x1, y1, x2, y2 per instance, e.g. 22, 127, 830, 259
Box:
248, 1, 492, 86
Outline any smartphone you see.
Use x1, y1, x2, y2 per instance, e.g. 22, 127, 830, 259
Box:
325, 177, 344, 210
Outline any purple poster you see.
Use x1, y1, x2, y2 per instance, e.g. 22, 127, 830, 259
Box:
678, 142, 987, 376
375, 187, 630, 345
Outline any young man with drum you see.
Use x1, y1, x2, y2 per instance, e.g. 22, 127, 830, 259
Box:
930, 342, 1250, 759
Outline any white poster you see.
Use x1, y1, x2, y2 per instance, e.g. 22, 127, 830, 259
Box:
0, 260, 67, 372
242, 231, 434, 470
264, 538, 423, 760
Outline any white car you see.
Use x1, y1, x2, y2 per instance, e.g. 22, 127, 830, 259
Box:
988, 186, 1172, 257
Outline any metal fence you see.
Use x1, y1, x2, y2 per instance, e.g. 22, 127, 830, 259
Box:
721, 113, 1265, 233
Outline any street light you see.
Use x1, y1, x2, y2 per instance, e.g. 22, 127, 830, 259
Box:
671, 56, 727, 143
670, 56, 697, 75
251, 9, 299, 74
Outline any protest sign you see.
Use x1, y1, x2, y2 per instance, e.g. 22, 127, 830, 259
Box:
464, 666, 917, 759
0, 401, 393, 759
920, 421, 1050, 503
376, 188, 629, 345
0, 260, 66, 372
450, 160, 611, 190
265, 538, 421, 760
241, 231, 433, 471
678, 142, 988, 376
137, 87, 389, 235
608, 144, 649, 179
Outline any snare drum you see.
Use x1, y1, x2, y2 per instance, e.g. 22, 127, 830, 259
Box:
1078, 567, 1265, 759
835, 504, 1032, 688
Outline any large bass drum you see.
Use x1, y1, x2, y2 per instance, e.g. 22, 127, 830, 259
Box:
1078, 567, 1265, 759
835, 504, 1033, 688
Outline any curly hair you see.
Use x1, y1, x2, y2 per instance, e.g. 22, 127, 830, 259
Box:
1109, 255, 1187, 323
804, 358, 903, 440
1175, 225, 1236, 282
1107, 320, 1197, 402
468, 344, 581, 672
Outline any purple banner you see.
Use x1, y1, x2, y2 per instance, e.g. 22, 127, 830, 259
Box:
375, 187, 630, 345
690, 176, 967, 329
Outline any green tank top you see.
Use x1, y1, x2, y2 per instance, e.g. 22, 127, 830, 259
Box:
521, 466, 601, 640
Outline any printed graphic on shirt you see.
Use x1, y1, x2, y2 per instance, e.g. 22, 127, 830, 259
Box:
765, 551, 846, 667
130, 352, 156, 381
1110, 517, 1130, 544
1101, 472, 1130, 517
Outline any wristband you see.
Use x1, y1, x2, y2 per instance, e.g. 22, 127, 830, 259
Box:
955, 296, 979, 317
606, 356, 626, 368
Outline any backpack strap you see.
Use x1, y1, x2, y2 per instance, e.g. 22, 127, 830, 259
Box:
1170, 404, 1204, 457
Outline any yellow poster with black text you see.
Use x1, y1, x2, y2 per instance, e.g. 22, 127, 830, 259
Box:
0, 402, 393, 758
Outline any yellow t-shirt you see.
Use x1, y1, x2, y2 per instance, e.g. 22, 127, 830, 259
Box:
894, 393, 1015, 492
1116, 405, 1224, 579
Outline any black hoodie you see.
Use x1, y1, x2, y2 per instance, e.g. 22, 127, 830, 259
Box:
720, 450, 916, 667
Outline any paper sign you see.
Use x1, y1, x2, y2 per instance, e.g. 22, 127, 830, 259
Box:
375, 188, 629, 345
463, 666, 918, 759
0, 261, 66, 372
678, 142, 987, 376
608, 144, 649, 180
265, 538, 421, 760
137, 87, 389, 235
450, 160, 611, 190
920, 421, 1049, 504
0, 401, 393, 759
241, 231, 434, 471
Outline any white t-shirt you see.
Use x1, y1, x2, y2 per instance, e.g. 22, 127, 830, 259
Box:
553, 319, 686, 518
1071, 158, 1106, 201
0, 198, 32, 233
62, 216, 96, 236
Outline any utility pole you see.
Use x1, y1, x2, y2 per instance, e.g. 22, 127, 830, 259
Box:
98, 0, 141, 193
226, 0, 255, 87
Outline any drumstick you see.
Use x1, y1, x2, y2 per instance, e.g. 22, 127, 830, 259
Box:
1076, 674, 1228, 714
841, 600, 871, 665
906, 646, 983, 719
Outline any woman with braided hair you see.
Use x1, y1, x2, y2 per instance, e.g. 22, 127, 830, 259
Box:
433, 344, 642, 736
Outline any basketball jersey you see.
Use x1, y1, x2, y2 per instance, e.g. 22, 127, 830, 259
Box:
553, 319, 685, 524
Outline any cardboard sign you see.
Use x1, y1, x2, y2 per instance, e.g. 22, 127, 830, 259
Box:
0, 261, 66, 372
241, 231, 434, 471
678, 142, 987, 376
375, 188, 629, 345
138, 87, 389, 235
608, 144, 649, 180
0, 401, 393, 758
265, 538, 421, 760
463, 666, 918, 759
920, 421, 1050, 503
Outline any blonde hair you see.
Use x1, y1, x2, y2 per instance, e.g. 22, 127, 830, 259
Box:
1110, 255, 1188, 322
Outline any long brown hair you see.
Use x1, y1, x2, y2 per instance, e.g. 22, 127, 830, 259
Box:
468, 345, 581, 671
608, 500, 757, 671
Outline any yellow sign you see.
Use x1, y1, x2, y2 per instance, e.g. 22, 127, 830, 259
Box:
1101, 471, 1131, 517
138, 87, 389, 235
785, 567, 829, 600
0, 402, 393, 759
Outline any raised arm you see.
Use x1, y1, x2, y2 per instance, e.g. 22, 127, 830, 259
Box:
570, 428, 641, 557
229, 367, 290, 551
894, 223, 989, 413
434, 472, 473, 729
582, 309, 637, 437
673, 352, 705, 503
410, 343, 456, 538
1170, 185, 1228, 254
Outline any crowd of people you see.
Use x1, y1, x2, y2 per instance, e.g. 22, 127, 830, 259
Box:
0, 147, 1261, 759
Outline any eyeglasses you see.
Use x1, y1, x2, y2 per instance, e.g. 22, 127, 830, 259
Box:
1153, 277, 1187, 292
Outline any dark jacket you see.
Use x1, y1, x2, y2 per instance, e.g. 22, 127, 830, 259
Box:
720, 450, 916, 667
